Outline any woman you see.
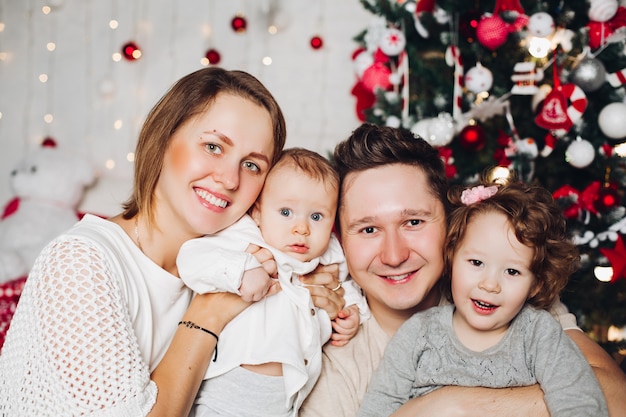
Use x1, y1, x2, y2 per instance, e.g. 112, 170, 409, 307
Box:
0, 67, 344, 416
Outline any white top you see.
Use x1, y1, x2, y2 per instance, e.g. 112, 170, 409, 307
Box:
0, 214, 192, 416
177, 214, 370, 413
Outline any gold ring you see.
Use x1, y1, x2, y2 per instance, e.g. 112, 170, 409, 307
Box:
331, 281, 342, 292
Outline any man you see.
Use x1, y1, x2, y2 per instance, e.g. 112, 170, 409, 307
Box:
299, 123, 626, 417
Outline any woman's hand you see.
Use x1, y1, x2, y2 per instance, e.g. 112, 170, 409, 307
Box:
300, 263, 345, 320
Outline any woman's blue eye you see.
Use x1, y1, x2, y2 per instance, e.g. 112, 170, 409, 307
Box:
363, 226, 375, 234
205, 143, 222, 154
243, 161, 260, 172
311, 213, 322, 222
280, 208, 292, 217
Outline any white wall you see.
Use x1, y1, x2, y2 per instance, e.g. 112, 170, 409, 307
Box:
0, 0, 371, 216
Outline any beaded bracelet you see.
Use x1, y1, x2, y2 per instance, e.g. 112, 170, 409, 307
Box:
178, 320, 219, 362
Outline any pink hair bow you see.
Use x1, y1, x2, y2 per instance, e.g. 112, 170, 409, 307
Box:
461, 185, 498, 205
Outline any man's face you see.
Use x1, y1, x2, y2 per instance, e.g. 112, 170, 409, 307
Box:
339, 163, 446, 323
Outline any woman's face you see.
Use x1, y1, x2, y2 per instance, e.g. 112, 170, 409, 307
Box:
339, 163, 447, 321
155, 93, 275, 238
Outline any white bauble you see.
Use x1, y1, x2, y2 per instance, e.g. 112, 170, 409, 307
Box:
426, 113, 455, 147
528, 12, 555, 37
464, 63, 493, 94
598, 102, 626, 139
588, 0, 619, 22
379, 27, 406, 56
411, 119, 430, 139
566, 139, 596, 168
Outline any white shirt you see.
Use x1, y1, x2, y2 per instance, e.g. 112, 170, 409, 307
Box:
0, 214, 192, 416
177, 214, 370, 413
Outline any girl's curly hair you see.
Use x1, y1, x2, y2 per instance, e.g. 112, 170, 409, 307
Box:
442, 179, 580, 310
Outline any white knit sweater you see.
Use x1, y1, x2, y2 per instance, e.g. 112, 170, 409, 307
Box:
0, 215, 193, 416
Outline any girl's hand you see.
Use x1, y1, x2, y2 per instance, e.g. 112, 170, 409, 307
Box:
330, 305, 360, 346
246, 244, 278, 278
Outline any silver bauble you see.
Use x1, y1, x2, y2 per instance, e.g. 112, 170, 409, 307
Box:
569, 57, 606, 93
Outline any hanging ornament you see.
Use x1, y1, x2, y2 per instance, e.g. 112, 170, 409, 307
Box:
459, 123, 486, 151
204, 48, 221, 65
586, 6, 626, 49
310, 35, 324, 50
411, 113, 455, 147
476, 14, 510, 50
553, 185, 583, 219
569, 55, 607, 93
594, 186, 620, 212
121, 41, 142, 61
598, 102, 626, 140
566, 138, 596, 168
361, 62, 392, 92
599, 234, 626, 283
379, 27, 406, 56
527, 12, 555, 37
459, 10, 482, 42
231, 15, 247, 33
464, 63, 493, 94
535, 83, 587, 132
438, 147, 457, 179
511, 62, 544, 95
588, 0, 619, 22
411, 0, 436, 38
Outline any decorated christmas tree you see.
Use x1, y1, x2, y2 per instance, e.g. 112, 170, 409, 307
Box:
350, 0, 626, 351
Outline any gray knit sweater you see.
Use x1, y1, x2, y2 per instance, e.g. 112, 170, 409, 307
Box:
358, 304, 608, 417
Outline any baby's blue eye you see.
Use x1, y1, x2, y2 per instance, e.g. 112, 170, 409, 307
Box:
311, 213, 323, 222
280, 208, 292, 217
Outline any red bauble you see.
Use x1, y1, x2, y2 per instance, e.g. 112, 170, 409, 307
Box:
459, 124, 486, 151
121, 41, 141, 61
310, 36, 323, 50
361, 62, 392, 92
205, 48, 221, 65
594, 186, 620, 212
231, 15, 247, 33
476, 14, 510, 50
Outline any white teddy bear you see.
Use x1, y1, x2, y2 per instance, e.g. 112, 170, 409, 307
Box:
0, 138, 95, 283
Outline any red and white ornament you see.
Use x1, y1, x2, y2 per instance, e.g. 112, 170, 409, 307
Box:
379, 27, 406, 56
608, 67, 626, 87
588, 0, 619, 22
445, 45, 464, 121
464, 63, 493, 94
511, 62, 544, 95
535, 83, 587, 132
